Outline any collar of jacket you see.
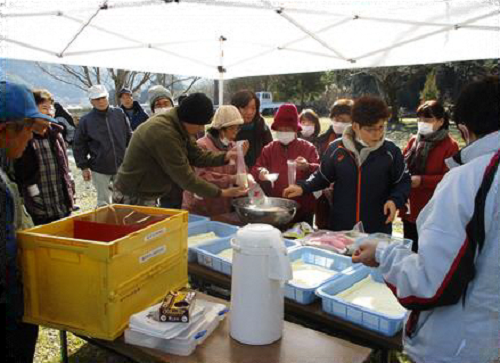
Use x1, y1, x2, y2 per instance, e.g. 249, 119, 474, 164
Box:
317, 126, 336, 142
342, 125, 385, 166
121, 101, 144, 113
446, 130, 500, 169
160, 107, 191, 140
207, 132, 232, 151
92, 107, 110, 116
278, 137, 299, 149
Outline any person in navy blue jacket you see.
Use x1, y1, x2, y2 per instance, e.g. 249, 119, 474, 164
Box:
284, 96, 410, 234
118, 88, 149, 131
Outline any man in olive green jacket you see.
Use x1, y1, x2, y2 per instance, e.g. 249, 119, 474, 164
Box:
113, 93, 247, 206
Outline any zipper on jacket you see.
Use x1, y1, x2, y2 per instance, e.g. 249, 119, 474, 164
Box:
339, 144, 362, 224
104, 113, 119, 174
356, 165, 361, 223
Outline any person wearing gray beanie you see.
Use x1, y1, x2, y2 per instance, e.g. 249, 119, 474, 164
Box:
113, 92, 249, 208
148, 85, 174, 114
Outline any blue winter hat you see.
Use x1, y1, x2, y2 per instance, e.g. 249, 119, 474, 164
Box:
0, 81, 57, 124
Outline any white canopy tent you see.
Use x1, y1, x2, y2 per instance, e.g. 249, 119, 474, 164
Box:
2, 0, 499, 103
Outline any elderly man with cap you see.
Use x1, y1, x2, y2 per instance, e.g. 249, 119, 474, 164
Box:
118, 87, 149, 131
182, 105, 249, 217
113, 93, 248, 207
73, 84, 132, 207
1, 81, 55, 362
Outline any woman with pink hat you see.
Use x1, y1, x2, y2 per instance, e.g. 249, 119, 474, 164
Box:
251, 103, 319, 224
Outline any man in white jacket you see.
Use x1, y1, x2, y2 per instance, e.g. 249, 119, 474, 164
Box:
353, 76, 499, 363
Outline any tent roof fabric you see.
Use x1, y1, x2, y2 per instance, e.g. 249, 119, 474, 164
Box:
2, 0, 499, 79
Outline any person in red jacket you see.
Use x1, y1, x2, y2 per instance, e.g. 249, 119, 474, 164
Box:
401, 100, 459, 252
251, 103, 319, 224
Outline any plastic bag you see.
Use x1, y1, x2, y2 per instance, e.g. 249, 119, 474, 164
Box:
300, 223, 368, 255
248, 183, 267, 206
287, 160, 296, 185
235, 141, 249, 188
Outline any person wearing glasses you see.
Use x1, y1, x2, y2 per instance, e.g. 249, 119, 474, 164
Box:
283, 96, 410, 234
13, 89, 76, 226
1, 81, 55, 363
400, 100, 458, 252
182, 105, 249, 217
352, 76, 499, 363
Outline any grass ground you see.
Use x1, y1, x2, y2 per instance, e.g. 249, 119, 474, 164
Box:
33, 118, 463, 362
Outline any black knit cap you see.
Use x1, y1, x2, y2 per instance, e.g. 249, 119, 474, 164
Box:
177, 93, 214, 125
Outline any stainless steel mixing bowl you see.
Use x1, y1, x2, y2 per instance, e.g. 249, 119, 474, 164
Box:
232, 197, 299, 227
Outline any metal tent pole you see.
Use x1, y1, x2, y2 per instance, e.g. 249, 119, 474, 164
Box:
218, 35, 227, 106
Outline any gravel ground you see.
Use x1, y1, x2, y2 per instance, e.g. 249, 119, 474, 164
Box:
33, 122, 446, 362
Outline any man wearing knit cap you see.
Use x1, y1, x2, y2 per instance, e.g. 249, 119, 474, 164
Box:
183, 105, 249, 216
118, 88, 149, 131
251, 103, 319, 224
148, 85, 174, 115
113, 93, 248, 206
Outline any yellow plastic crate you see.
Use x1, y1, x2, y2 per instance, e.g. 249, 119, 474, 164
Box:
17, 204, 189, 340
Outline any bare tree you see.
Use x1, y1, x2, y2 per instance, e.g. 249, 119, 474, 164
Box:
108, 68, 151, 104
36, 63, 152, 105
154, 74, 201, 99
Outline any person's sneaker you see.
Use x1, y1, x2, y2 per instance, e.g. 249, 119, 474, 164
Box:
72, 205, 81, 212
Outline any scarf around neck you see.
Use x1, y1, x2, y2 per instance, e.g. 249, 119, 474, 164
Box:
406, 129, 448, 175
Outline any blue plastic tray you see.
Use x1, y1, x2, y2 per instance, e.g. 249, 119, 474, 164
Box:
187, 214, 210, 228
187, 222, 239, 262
315, 267, 407, 336
285, 246, 360, 305
193, 237, 300, 276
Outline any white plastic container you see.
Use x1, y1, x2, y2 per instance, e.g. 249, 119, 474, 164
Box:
229, 224, 292, 345
124, 300, 228, 356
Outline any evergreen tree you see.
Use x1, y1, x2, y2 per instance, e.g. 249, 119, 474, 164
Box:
420, 70, 440, 101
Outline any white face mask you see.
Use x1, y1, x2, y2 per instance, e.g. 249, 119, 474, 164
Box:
276, 131, 296, 145
332, 121, 349, 135
301, 125, 315, 138
417, 122, 434, 135
154, 107, 172, 115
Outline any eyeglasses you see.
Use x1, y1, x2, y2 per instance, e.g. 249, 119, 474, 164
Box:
361, 125, 385, 134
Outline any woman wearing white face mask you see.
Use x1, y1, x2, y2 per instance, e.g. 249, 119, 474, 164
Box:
298, 109, 321, 146
315, 99, 354, 158
251, 103, 319, 224
401, 100, 458, 252
182, 105, 248, 217
313, 99, 354, 228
